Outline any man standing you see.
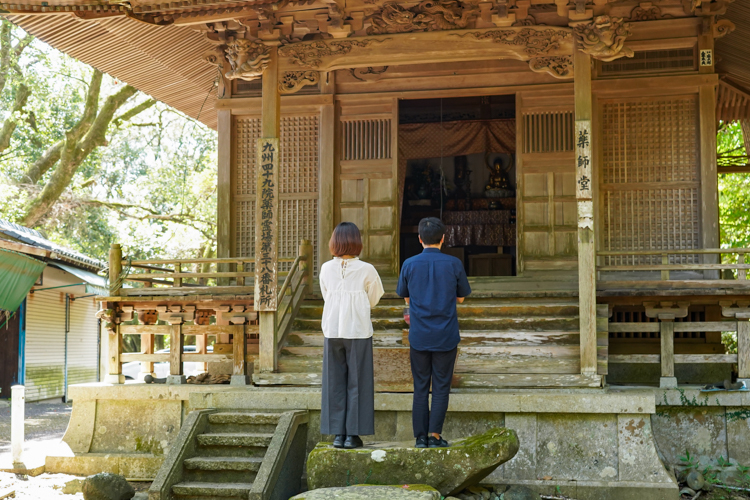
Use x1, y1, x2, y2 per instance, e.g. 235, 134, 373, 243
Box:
397, 217, 471, 448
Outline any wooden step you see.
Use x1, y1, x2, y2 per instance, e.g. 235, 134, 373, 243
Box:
172, 481, 253, 498
292, 316, 579, 332
197, 433, 273, 447
208, 412, 281, 425
184, 456, 263, 472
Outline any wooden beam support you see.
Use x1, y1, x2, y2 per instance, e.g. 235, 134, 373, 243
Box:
168, 324, 185, 384
217, 108, 233, 285
660, 320, 676, 388
109, 244, 122, 296
319, 79, 335, 265
739, 321, 750, 382
699, 83, 719, 278
231, 325, 249, 385
257, 44, 281, 374
104, 323, 124, 384
574, 46, 597, 377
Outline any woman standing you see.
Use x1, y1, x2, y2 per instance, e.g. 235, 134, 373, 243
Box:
319, 222, 384, 449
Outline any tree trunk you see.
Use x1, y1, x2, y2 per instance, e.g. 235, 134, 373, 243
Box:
0, 83, 30, 154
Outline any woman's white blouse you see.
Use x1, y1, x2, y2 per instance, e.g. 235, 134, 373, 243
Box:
319, 257, 385, 339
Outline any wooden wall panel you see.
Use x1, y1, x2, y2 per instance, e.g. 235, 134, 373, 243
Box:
336, 100, 398, 275
600, 95, 700, 266
517, 92, 578, 273
232, 114, 320, 274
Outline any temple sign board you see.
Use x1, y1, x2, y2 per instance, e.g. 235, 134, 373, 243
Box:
255, 138, 280, 312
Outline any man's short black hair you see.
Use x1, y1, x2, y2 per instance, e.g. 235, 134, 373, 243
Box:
418, 217, 445, 245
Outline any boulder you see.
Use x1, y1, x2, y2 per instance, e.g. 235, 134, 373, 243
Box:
306, 427, 519, 496
82, 473, 135, 500
290, 485, 440, 500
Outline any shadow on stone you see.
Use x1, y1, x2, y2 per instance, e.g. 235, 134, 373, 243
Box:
306, 427, 519, 496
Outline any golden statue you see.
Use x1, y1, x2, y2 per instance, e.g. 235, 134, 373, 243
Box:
484, 154, 511, 192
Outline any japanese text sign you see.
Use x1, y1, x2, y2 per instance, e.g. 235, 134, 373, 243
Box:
254, 137, 279, 311
575, 120, 592, 199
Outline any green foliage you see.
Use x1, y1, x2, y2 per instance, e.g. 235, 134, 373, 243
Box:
679, 450, 699, 470
0, 21, 217, 261
723, 331, 738, 354
717, 121, 750, 250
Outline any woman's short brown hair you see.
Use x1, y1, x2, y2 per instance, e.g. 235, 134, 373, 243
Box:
329, 222, 363, 257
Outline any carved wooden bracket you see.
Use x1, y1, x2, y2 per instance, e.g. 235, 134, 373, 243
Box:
573, 15, 634, 62
349, 66, 389, 81
215, 305, 259, 324
713, 19, 735, 38
644, 301, 690, 320
156, 305, 196, 325
279, 70, 320, 94
720, 301, 750, 320
224, 39, 271, 81
364, 0, 479, 35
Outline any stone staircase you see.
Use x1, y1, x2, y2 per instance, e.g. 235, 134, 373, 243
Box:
256, 293, 607, 389
169, 412, 278, 499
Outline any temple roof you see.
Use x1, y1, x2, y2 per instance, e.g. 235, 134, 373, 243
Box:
3, 1, 750, 129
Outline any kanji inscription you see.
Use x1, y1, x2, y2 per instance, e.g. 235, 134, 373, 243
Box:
255, 138, 279, 311
575, 120, 592, 199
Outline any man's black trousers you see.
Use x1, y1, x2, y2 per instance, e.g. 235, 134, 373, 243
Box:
410, 346, 458, 438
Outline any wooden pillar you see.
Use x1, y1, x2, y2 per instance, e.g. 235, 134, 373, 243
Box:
574, 47, 598, 376
699, 81, 719, 275
660, 320, 676, 388
737, 320, 749, 383
109, 244, 122, 296
168, 324, 185, 384
139, 332, 155, 380
217, 109, 233, 284
319, 72, 335, 265
104, 323, 124, 384
231, 325, 248, 385
257, 44, 281, 373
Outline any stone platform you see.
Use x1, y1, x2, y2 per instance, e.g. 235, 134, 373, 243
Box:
46, 383, 692, 499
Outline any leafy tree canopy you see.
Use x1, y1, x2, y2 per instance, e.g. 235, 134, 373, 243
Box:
717, 121, 750, 249
0, 20, 217, 263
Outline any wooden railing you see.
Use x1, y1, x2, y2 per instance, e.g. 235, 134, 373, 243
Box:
102, 240, 315, 384
276, 240, 313, 353
609, 316, 749, 387
597, 248, 750, 283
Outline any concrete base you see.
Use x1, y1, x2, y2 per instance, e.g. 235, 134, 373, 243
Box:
659, 377, 678, 388
104, 374, 125, 384
491, 479, 678, 500
166, 375, 186, 385
230, 375, 249, 386
46, 453, 163, 480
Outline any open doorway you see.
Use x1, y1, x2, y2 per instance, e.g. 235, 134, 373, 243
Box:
398, 95, 517, 277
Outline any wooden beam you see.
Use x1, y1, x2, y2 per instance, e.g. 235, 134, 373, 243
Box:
109, 244, 122, 296
574, 46, 597, 376
0, 238, 52, 258
217, 109, 232, 261
232, 325, 248, 385
105, 324, 124, 384
169, 324, 185, 383
660, 320, 676, 388
700, 83, 720, 264
739, 321, 750, 381
319, 92, 335, 265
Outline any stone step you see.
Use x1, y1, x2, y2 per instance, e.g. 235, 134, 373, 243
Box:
197, 433, 273, 448
208, 412, 281, 425
184, 456, 264, 472
171, 481, 253, 499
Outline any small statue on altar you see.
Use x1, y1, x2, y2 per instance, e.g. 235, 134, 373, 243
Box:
484, 154, 514, 199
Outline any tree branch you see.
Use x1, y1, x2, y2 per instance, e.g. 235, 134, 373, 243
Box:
0, 83, 30, 154
112, 98, 156, 128
19, 141, 63, 184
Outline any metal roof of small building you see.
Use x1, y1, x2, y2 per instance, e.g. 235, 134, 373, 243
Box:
0, 219, 105, 272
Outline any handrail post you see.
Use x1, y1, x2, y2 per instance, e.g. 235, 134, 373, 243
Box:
231, 325, 249, 385
167, 324, 185, 384
301, 239, 313, 291
659, 319, 676, 388
661, 253, 669, 281
109, 243, 122, 296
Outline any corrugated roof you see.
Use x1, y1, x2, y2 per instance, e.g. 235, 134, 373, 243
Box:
4, 14, 219, 129
0, 218, 105, 271
716, 1, 750, 95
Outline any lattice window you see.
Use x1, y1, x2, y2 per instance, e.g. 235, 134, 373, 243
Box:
232, 115, 320, 275
521, 110, 574, 154
341, 118, 392, 160
601, 96, 700, 266
599, 49, 696, 77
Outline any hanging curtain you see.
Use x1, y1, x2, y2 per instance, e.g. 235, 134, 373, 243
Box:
397, 119, 516, 213
0, 249, 46, 312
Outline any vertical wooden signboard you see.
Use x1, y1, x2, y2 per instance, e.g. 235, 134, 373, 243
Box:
575, 120, 592, 201
255, 137, 280, 312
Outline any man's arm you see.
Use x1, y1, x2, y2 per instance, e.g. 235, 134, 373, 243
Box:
396, 263, 409, 303
455, 260, 472, 303
457, 297, 465, 304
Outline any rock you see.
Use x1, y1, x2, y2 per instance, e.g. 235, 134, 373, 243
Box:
132, 494, 148, 500
502, 485, 541, 500
290, 485, 440, 500
63, 479, 84, 495
307, 428, 519, 497
679, 487, 696, 496
82, 473, 135, 500
686, 470, 705, 492
467, 486, 490, 500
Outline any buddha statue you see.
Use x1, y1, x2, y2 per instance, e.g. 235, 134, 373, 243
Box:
484, 154, 514, 199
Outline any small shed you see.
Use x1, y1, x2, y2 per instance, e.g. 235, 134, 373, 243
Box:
0, 220, 106, 402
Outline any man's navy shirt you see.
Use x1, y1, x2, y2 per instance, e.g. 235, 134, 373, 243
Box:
396, 247, 472, 352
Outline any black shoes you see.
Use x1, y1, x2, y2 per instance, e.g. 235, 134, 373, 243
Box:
428, 435, 449, 448
344, 435, 363, 449
332, 435, 345, 448
415, 435, 428, 448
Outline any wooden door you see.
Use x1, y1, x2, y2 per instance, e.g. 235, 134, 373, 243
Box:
336, 98, 399, 275
0, 306, 21, 398
516, 92, 578, 274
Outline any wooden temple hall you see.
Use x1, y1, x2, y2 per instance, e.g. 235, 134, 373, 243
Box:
4, 0, 750, 392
